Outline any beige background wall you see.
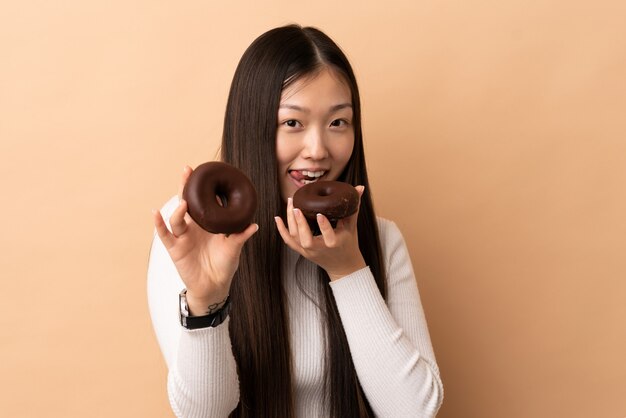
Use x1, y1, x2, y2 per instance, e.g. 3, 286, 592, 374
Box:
1, 1, 624, 417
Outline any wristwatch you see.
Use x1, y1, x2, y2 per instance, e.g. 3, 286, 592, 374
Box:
179, 289, 231, 329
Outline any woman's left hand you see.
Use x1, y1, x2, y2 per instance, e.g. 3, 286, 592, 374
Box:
274, 185, 367, 281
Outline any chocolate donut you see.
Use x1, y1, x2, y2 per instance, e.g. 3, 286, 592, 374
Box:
292, 181, 359, 234
182, 161, 257, 234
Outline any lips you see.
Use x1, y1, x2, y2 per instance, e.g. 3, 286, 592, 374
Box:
288, 169, 327, 185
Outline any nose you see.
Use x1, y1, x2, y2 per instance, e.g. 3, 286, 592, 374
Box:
302, 127, 328, 160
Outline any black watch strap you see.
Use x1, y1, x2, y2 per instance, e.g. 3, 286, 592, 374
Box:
179, 290, 231, 330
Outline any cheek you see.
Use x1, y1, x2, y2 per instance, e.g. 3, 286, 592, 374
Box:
275, 138, 293, 168
335, 135, 355, 167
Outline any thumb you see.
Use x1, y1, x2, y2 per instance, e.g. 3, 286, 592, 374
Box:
230, 223, 259, 246
356, 185, 365, 199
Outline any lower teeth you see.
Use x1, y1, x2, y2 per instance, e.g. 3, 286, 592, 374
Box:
302, 179, 318, 185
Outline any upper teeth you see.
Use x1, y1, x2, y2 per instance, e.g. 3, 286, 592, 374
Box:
301, 170, 325, 178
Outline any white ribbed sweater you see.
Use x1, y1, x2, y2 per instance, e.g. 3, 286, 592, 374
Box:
148, 196, 444, 418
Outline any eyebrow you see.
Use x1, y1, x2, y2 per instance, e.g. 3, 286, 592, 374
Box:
278, 103, 353, 114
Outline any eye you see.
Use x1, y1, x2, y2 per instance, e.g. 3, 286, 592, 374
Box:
283, 119, 302, 128
330, 119, 349, 127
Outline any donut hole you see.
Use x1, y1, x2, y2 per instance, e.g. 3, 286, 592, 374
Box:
215, 190, 228, 208
317, 187, 333, 197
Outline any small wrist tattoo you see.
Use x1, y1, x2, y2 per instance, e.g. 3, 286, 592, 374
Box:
206, 295, 229, 315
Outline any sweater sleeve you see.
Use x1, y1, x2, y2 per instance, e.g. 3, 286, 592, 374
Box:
147, 195, 240, 418
329, 218, 444, 418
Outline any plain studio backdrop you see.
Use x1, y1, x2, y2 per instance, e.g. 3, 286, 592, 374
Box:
1, 1, 625, 417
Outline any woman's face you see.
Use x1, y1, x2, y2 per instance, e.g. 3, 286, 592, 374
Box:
276, 67, 355, 203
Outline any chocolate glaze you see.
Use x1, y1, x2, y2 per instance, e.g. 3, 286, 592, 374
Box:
182, 161, 257, 234
293, 181, 359, 234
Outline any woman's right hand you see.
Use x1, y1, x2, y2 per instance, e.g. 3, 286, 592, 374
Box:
152, 165, 259, 315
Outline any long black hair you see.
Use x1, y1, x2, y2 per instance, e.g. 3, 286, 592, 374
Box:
221, 24, 386, 418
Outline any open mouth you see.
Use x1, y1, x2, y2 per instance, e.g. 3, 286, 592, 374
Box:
288, 169, 327, 185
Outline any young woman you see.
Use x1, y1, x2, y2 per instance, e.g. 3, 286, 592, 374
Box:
148, 24, 443, 418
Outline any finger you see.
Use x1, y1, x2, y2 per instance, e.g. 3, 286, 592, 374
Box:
170, 199, 189, 237
229, 223, 259, 246
274, 216, 300, 251
287, 197, 298, 237
178, 165, 193, 200
152, 208, 176, 249
317, 213, 337, 247
293, 208, 314, 248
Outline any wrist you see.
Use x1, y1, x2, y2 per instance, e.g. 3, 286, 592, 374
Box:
186, 289, 230, 316
327, 259, 367, 282
179, 290, 231, 329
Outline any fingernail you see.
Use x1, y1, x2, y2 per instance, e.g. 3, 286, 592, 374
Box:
288, 197, 293, 206
316, 213, 323, 221
274, 216, 280, 223
255, 224, 260, 232
293, 208, 300, 216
